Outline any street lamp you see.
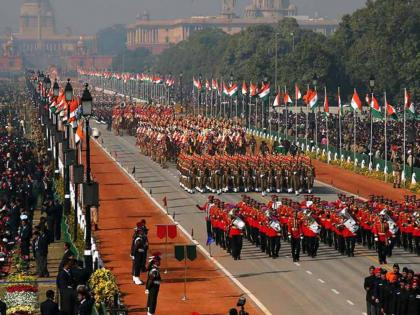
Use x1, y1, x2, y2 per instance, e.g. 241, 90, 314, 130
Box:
369, 74, 375, 93
312, 73, 318, 89
81, 83, 95, 275
53, 79, 59, 97
44, 75, 51, 92
65, 79, 73, 102
198, 73, 202, 115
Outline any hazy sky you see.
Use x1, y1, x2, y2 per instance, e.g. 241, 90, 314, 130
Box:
0, 0, 365, 35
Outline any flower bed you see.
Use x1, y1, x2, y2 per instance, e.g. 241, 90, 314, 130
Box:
88, 268, 119, 307
3, 275, 38, 315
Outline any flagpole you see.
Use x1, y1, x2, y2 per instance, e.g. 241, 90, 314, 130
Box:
338, 86, 342, 166
384, 91, 388, 182
285, 86, 288, 140
205, 84, 208, 117
353, 107, 357, 171
305, 84, 309, 151
403, 88, 407, 182
325, 86, 329, 163
295, 86, 298, 144
255, 97, 258, 130
314, 86, 318, 156
369, 92, 373, 171
248, 93, 252, 129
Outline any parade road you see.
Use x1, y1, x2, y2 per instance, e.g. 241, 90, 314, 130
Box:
92, 121, 419, 315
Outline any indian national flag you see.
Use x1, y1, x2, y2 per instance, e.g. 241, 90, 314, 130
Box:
323, 88, 329, 116
242, 81, 248, 95
205, 79, 211, 91
304, 89, 318, 109
370, 95, 382, 119
338, 89, 343, 116
273, 93, 281, 107
258, 82, 270, 100
250, 82, 258, 97
212, 79, 218, 90
405, 89, 416, 117
193, 77, 202, 90
295, 84, 302, 100
351, 89, 362, 111
224, 83, 238, 97
75, 120, 84, 144
283, 92, 292, 105
386, 99, 398, 120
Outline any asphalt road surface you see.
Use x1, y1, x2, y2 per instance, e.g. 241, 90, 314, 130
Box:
91, 121, 419, 315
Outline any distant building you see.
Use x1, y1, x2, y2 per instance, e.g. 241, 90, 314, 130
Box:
0, 0, 112, 71
126, 0, 338, 54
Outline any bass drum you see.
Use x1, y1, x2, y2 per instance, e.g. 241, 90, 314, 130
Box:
232, 217, 245, 230
269, 220, 281, 232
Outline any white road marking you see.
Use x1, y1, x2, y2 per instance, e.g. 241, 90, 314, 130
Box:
331, 289, 340, 295
317, 278, 325, 284
94, 138, 273, 315
362, 312, 367, 315
346, 300, 354, 306
306, 270, 312, 275
294, 262, 300, 266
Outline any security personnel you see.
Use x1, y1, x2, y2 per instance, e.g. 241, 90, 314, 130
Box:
131, 227, 147, 285
145, 254, 162, 315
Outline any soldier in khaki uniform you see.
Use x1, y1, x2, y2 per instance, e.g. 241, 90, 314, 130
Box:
392, 157, 402, 188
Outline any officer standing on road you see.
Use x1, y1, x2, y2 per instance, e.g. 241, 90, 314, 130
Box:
131, 226, 147, 285
145, 253, 162, 315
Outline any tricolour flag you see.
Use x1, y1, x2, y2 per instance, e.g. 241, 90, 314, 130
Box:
324, 88, 329, 116
295, 84, 302, 100
242, 81, 248, 95
303, 89, 318, 109
75, 120, 84, 144
338, 89, 343, 116
258, 82, 270, 100
273, 93, 281, 107
386, 100, 398, 120
225, 83, 238, 97
212, 79, 218, 90
283, 92, 292, 105
405, 89, 416, 117
351, 89, 362, 111
205, 79, 211, 91
193, 77, 202, 90
250, 82, 258, 97
370, 95, 382, 119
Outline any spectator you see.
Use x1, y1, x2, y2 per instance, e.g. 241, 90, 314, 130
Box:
76, 285, 94, 315
40, 290, 59, 315
59, 242, 75, 272
56, 259, 75, 315
34, 228, 49, 277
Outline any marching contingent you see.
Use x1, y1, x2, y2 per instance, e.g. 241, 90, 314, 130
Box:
197, 193, 420, 263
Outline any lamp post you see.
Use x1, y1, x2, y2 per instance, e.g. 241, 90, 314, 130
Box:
198, 73, 202, 116
81, 83, 94, 275
312, 73, 318, 148
229, 72, 234, 119
64, 79, 73, 216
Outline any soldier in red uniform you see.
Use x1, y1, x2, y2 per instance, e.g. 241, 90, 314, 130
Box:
196, 195, 215, 238
372, 216, 391, 264
288, 210, 302, 262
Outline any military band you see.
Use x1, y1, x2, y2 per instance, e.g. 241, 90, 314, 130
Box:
198, 194, 420, 262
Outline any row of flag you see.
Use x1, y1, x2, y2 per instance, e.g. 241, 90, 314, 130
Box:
38, 82, 85, 145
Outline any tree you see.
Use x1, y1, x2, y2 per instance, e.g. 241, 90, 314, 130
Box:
96, 24, 127, 55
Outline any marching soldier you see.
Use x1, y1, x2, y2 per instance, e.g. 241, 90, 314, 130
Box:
229, 210, 243, 260
306, 163, 316, 194
288, 210, 302, 262
392, 157, 402, 188
291, 162, 301, 195
372, 215, 391, 264
145, 253, 162, 315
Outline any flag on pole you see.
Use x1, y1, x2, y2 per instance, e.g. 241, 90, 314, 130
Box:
370, 95, 383, 119
283, 91, 292, 105
338, 89, 343, 115
295, 84, 302, 100
205, 79, 211, 91
404, 89, 416, 118
226, 83, 238, 97
365, 93, 371, 105
324, 88, 329, 116
211, 79, 218, 90
303, 89, 318, 109
258, 82, 270, 100
250, 82, 258, 97
242, 81, 248, 95
193, 77, 202, 90
273, 93, 281, 107
351, 89, 362, 111
75, 120, 84, 144
386, 99, 398, 120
